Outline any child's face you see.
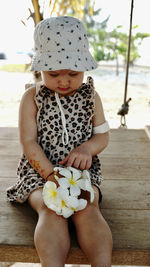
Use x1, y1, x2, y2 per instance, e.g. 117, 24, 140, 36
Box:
42, 69, 84, 96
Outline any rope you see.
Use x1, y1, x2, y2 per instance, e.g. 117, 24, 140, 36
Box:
117, 0, 134, 127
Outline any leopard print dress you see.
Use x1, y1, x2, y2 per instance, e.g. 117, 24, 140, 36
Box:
7, 77, 102, 203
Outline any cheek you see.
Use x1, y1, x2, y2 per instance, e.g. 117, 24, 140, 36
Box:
72, 74, 84, 87
42, 75, 56, 88
77, 76, 84, 86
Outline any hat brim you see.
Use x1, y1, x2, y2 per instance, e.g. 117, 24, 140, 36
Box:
31, 51, 98, 72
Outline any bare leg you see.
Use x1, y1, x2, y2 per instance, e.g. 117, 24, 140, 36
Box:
72, 187, 112, 267
28, 188, 70, 267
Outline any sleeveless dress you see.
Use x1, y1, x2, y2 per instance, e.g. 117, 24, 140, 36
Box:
7, 77, 102, 203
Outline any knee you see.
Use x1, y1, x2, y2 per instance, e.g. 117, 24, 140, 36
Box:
72, 202, 99, 224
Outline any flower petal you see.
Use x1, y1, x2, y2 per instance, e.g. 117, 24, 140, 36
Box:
68, 196, 79, 209
62, 207, 74, 218
76, 198, 87, 211
70, 185, 81, 196
57, 187, 69, 198
58, 178, 70, 188
90, 188, 95, 202
54, 167, 64, 172
77, 179, 87, 190
59, 168, 72, 178
82, 170, 91, 181
67, 166, 81, 180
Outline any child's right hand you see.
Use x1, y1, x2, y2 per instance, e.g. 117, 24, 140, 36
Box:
59, 146, 92, 170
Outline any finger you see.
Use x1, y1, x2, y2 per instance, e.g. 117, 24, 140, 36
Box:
79, 159, 87, 170
72, 158, 81, 169
59, 155, 69, 165
65, 153, 76, 167
85, 158, 92, 170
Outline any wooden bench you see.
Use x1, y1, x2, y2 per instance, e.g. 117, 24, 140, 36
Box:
0, 127, 150, 265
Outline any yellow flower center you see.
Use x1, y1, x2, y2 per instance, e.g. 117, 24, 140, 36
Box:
50, 189, 57, 198
69, 178, 76, 186
61, 200, 66, 208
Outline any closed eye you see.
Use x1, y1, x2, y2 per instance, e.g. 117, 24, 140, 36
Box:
69, 72, 79, 77
49, 73, 59, 77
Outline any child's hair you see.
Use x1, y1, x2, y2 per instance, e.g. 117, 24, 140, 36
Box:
31, 16, 98, 72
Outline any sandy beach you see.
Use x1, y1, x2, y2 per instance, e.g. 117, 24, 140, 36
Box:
0, 65, 150, 129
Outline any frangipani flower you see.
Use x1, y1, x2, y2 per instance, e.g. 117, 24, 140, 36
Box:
42, 181, 61, 213
79, 170, 95, 202
57, 167, 84, 196
82, 170, 91, 181
43, 167, 95, 218
56, 187, 80, 218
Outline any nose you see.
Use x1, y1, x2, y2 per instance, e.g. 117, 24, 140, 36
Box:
58, 75, 70, 87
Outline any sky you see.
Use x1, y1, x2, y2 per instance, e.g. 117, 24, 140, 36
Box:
0, 0, 150, 64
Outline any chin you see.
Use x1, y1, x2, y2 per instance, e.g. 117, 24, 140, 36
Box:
57, 88, 76, 96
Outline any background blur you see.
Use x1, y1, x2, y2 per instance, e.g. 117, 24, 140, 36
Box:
0, 0, 150, 129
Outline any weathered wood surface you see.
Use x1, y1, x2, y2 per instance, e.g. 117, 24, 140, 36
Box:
0, 127, 150, 265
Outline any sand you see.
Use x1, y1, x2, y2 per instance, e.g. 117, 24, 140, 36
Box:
0, 66, 150, 129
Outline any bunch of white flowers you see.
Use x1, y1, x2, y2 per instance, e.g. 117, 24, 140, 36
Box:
42, 166, 95, 218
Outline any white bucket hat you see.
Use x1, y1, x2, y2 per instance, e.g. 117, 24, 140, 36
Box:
31, 16, 98, 72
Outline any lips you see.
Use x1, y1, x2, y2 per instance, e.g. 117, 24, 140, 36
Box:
58, 87, 70, 91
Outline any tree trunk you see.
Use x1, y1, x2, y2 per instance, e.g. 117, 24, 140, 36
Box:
31, 0, 43, 25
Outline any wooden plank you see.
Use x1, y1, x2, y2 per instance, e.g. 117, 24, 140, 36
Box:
2, 178, 150, 210
0, 127, 149, 142
1, 155, 150, 179
101, 209, 150, 250
101, 157, 150, 179
101, 140, 150, 157
111, 250, 150, 265
0, 245, 150, 265
101, 180, 150, 209
1, 156, 150, 180
0, 158, 19, 177
109, 128, 149, 142
0, 203, 36, 246
1, 139, 150, 161
0, 127, 19, 140
0, 140, 21, 156
1, 127, 150, 158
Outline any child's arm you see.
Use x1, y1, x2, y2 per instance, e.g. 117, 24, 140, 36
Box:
19, 87, 54, 180
59, 92, 109, 170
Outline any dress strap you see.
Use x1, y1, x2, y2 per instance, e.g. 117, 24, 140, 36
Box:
55, 92, 69, 146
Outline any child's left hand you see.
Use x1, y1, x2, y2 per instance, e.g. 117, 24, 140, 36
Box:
59, 146, 92, 170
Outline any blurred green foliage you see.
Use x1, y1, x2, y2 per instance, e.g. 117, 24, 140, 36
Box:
0, 64, 30, 72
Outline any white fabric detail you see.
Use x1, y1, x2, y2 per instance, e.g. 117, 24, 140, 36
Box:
55, 92, 69, 145
93, 121, 110, 134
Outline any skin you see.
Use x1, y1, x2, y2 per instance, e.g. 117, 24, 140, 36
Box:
19, 69, 112, 266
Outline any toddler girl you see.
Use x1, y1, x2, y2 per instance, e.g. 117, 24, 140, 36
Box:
7, 16, 112, 267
